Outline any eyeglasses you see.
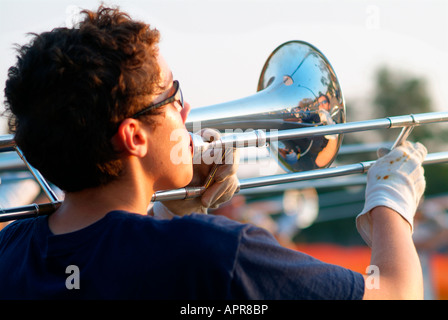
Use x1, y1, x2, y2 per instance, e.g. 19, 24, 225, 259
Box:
131, 80, 184, 118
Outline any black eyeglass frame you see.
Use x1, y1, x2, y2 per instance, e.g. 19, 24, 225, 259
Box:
131, 80, 183, 118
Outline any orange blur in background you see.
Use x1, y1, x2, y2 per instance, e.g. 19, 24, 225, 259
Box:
295, 243, 448, 300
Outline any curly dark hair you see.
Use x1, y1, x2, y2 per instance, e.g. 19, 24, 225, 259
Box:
3, 6, 162, 192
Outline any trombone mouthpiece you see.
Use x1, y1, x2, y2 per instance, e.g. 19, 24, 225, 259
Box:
189, 132, 211, 158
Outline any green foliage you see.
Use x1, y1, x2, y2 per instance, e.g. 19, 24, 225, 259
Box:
373, 67, 432, 117
372, 67, 436, 143
371, 66, 448, 195
423, 163, 448, 195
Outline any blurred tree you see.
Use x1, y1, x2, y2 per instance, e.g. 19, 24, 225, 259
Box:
373, 67, 434, 143
372, 66, 448, 195
374, 67, 432, 116
372, 66, 448, 150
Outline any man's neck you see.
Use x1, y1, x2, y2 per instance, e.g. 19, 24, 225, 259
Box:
48, 178, 153, 235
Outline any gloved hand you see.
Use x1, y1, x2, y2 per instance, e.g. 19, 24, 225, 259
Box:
152, 128, 240, 219
356, 141, 427, 246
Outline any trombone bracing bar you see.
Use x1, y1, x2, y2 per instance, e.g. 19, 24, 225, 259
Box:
0, 135, 60, 202
13, 146, 59, 203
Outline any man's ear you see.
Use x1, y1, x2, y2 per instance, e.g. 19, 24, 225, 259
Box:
112, 118, 149, 158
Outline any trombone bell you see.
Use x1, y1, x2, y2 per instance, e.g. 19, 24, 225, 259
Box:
186, 40, 346, 173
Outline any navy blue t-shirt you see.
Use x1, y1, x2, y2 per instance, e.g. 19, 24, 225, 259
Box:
0, 211, 364, 299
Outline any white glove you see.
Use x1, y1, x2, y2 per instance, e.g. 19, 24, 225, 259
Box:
152, 128, 240, 219
356, 141, 427, 246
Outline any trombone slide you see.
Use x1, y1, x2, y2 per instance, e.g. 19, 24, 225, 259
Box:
151, 150, 448, 202
191, 112, 448, 151
3, 150, 446, 222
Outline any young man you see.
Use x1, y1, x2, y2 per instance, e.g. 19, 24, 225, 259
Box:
0, 6, 426, 299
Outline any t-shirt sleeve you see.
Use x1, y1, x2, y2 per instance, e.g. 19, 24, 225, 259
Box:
229, 224, 365, 300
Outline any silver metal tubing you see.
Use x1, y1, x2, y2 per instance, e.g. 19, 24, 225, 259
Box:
193, 112, 448, 150
1, 152, 447, 222
338, 142, 394, 155
151, 186, 205, 202
2, 112, 446, 155
151, 151, 448, 202
266, 112, 448, 145
0, 111, 447, 222
391, 126, 414, 149
271, 111, 448, 141
0, 201, 62, 222
237, 175, 367, 196
238, 162, 373, 190
240, 151, 448, 190
267, 118, 390, 142
421, 151, 448, 165
0, 134, 15, 151
13, 146, 59, 203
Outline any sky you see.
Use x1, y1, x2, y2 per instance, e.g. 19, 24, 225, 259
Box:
0, 0, 447, 135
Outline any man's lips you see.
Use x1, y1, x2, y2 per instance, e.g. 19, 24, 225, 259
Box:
189, 133, 194, 157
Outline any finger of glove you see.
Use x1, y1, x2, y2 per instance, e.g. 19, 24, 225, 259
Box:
195, 128, 222, 142
393, 141, 427, 175
201, 181, 230, 208
372, 141, 426, 174
396, 141, 427, 162
190, 149, 237, 187
210, 180, 239, 207
410, 164, 426, 197
214, 148, 240, 182
377, 141, 426, 162
412, 141, 428, 161
201, 147, 224, 165
201, 176, 239, 208
377, 147, 391, 158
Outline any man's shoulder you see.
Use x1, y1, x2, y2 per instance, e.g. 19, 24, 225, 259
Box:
120, 211, 248, 232
178, 213, 247, 230
0, 217, 38, 249
0, 218, 36, 236
106, 211, 251, 241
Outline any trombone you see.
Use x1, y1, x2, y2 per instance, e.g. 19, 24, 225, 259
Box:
153, 111, 448, 201
0, 40, 447, 222
1, 111, 447, 222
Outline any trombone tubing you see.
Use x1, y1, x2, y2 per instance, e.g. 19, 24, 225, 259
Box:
1, 151, 448, 222
269, 111, 448, 142
1, 112, 447, 151
205, 111, 448, 149
0, 111, 447, 221
151, 150, 448, 201
2, 112, 447, 152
